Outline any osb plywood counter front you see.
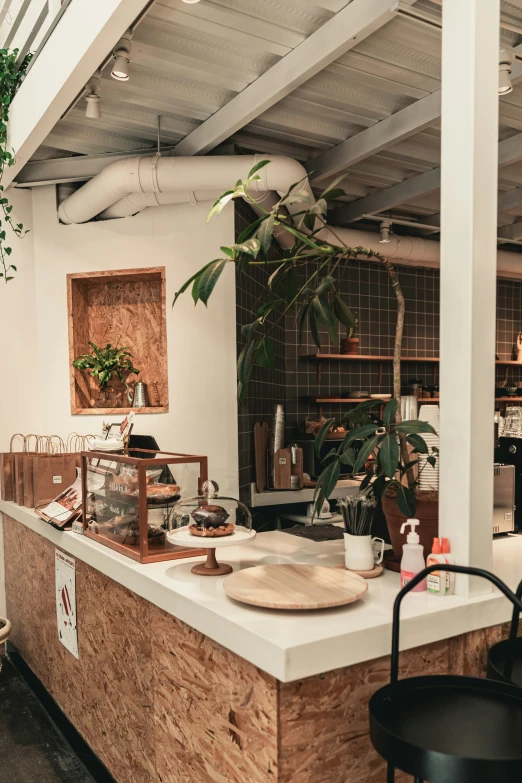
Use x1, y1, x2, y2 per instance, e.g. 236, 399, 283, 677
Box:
2, 501, 522, 783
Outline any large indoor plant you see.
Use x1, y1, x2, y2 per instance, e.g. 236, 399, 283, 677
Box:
173, 160, 438, 544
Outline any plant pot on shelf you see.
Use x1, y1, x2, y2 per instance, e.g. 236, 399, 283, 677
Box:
341, 337, 360, 355
93, 372, 133, 409
382, 490, 438, 563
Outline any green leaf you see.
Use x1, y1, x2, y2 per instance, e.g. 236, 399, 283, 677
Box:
359, 472, 373, 492
247, 159, 271, 179
298, 302, 310, 345
313, 459, 340, 517
257, 299, 283, 319
257, 212, 275, 256
207, 190, 235, 221
198, 259, 227, 305
312, 295, 336, 328
315, 418, 335, 456
407, 434, 429, 454
372, 473, 387, 502
396, 485, 416, 518
378, 433, 399, 479
394, 420, 437, 435
315, 275, 336, 295
220, 246, 235, 259
309, 308, 321, 350
320, 187, 346, 201
383, 398, 398, 426
241, 318, 261, 340
237, 214, 269, 244
255, 335, 275, 369
351, 435, 380, 475
172, 260, 215, 307
267, 263, 286, 291
427, 455, 437, 468
332, 296, 356, 330
340, 423, 378, 450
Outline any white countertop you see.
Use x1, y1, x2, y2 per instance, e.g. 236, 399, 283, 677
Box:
1, 499, 521, 682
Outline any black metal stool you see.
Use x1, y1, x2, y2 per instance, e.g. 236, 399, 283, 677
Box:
488, 579, 522, 686
369, 564, 522, 783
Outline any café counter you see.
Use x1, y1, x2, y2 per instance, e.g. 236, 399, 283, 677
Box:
1, 499, 520, 783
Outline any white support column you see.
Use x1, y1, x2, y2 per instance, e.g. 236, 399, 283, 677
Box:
439, 0, 499, 594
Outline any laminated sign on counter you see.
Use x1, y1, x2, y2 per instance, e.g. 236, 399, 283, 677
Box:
55, 550, 78, 659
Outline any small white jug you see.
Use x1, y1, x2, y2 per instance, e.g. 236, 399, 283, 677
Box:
344, 533, 384, 571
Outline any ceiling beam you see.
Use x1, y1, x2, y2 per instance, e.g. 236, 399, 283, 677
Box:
173, 0, 399, 157
497, 221, 522, 241
498, 185, 522, 213
14, 147, 176, 187
306, 89, 441, 182
4, 0, 153, 188
333, 131, 522, 224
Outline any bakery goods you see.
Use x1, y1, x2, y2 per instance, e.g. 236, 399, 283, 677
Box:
189, 504, 233, 537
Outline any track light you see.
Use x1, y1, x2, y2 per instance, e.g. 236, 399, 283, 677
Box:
111, 33, 131, 81
499, 49, 513, 95
85, 73, 101, 119
379, 220, 391, 244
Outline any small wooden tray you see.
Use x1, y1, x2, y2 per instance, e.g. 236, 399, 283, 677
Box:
223, 564, 367, 610
337, 564, 383, 579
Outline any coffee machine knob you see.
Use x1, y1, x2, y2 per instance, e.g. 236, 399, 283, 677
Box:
509, 444, 517, 454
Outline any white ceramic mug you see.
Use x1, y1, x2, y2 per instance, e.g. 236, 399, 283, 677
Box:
344, 533, 385, 571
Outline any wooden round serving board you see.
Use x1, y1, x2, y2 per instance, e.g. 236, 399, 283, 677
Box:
223, 564, 367, 610
336, 564, 383, 579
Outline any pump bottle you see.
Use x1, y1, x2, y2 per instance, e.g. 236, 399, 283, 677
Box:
400, 519, 426, 592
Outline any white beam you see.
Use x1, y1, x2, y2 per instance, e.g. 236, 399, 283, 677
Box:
333, 131, 522, 224
332, 168, 441, 224
173, 0, 398, 157
498, 184, 522, 213
3, 0, 152, 188
439, 0, 498, 594
497, 221, 522, 241
306, 89, 441, 182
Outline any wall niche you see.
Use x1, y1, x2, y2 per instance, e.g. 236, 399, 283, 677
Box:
67, 267, 168, 415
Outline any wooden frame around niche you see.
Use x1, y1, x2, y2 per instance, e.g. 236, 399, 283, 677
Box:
67, 267, 169, 415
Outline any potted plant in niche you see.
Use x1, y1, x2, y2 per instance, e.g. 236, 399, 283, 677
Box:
72, 341, 139, 408
172, 160, 438, 553
340, 311, 359, 354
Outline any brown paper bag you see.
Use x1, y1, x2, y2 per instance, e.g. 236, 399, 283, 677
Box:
33, 453, 78, 507
0, 434, 25, 501
23, 436, 48, 508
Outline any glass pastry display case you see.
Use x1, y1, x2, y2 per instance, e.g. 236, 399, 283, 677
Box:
81, 449, 208, 563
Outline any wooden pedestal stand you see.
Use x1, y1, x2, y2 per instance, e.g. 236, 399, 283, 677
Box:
167, 526, 257, 576
191, 549, 233, 576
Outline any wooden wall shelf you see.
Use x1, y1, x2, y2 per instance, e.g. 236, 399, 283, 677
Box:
67, 267, 169, 416
313, 397, 440, 405
301, 353, 522, 366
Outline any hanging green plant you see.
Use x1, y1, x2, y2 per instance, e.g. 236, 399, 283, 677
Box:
0, 47, 32, 283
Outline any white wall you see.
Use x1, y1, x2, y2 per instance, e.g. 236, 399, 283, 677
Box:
0, 188, 39, 450
28, 186, 239, 496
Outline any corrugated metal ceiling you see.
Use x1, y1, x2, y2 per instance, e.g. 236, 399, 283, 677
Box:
20, 0, 522, 238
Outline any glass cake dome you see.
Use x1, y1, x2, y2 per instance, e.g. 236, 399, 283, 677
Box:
169, 479, 252, 539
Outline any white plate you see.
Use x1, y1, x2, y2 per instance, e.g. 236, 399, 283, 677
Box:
166, 525, 256, 549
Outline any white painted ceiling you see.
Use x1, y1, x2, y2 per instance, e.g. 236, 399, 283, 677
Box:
15, 0, 522, 242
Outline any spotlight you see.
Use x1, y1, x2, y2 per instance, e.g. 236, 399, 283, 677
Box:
111, 33, 131, 81
85, 73, 101, 119
182, 0, 201, 3
499, 49, 513, 95
85, 93, 101, 119
379, 220, 391, 244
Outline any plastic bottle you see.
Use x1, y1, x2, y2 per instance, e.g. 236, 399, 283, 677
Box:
426, 538, 447, 596
400, 519, 426, 591
441, 537, 455, 595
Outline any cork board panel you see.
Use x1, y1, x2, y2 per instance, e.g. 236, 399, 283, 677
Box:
3, 516, 156, 783
278, 639, 451, 783
150, 604, 279, 783
67, 267, 168, 415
